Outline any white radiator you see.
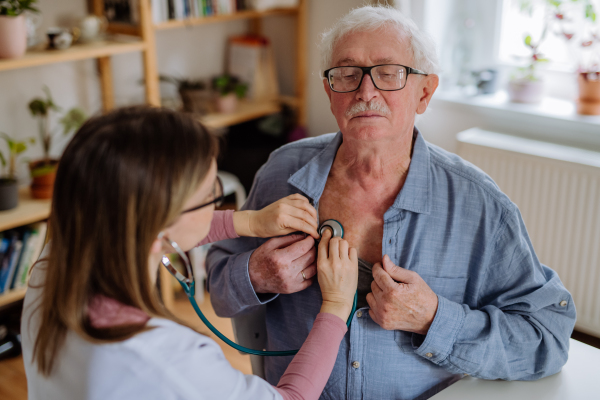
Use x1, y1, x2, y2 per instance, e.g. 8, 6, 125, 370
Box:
457, 128, 600, 337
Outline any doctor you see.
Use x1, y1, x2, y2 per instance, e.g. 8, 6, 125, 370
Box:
21, 106, 358, 400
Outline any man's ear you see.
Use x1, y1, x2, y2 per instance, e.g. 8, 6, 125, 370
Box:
323, 78, 332, 102
416, 74, 439, 115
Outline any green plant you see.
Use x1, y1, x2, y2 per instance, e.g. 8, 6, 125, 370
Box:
0, 132, 34, 179
516, 0, 599, 76
212, 75, 248, 98
0, 0, 39, 16
159, 75, 207, 91
28, 86, 86, 168
512, 33, 550, 81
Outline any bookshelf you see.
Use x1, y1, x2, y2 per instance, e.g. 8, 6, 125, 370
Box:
0, 190, 51, 233
200, 98, 282, 129
154, 7, 299, 30
0, 39, 146, 73
96, 0, 308, 307
0, 288, 27, 308
0, 0, 307, 309
0, 190, 51, 308
100, 0, 308, 128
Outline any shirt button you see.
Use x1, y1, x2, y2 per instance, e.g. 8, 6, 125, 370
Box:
352, 361, 360, 369
425, 352, 433, 358
356, 311, 363, 318
560, 300, 568, 307
389, 239, 392, 244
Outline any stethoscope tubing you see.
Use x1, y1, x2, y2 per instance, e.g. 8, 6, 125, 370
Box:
167, 218, 356, 356
183, 281, 357, 356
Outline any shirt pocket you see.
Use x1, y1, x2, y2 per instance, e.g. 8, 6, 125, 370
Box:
395, 275, 467, 353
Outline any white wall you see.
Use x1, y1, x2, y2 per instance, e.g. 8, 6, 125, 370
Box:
0, 0, 370, 183
305, 0, 367, 136
0, 0, 489, 181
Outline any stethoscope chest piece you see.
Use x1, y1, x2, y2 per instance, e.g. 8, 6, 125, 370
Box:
319, 219, 344, 239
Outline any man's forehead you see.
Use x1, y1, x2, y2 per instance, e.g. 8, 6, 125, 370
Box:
330, 29, 412, 67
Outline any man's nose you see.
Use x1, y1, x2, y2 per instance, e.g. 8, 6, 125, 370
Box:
355, 72, 379, 102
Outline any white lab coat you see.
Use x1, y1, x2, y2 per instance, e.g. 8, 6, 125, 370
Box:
21, 246, 282, 400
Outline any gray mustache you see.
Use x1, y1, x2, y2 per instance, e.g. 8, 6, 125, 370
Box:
346, 101, 391, 117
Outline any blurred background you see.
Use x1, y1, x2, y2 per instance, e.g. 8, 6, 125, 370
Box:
0, 1, 599, 398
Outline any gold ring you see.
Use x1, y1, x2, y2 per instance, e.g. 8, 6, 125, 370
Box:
301, 270, 307, 281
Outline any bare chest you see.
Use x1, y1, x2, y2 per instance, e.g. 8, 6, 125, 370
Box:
318, 182, 391, 264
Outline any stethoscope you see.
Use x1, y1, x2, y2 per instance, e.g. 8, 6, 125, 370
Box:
160, 219, 357, 356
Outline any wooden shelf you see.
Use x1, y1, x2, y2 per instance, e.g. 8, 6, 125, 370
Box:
0, 38, 146, 72
199, 98, 287, 129
0, 189, 51, 232
154, 8, 298, 30
0, 288, 27, 308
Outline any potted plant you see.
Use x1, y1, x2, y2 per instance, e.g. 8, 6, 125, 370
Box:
28, 86, 86, 199
0, 0, 39, 59
159, 75, 211, 115
514, 0, 600, 112
211, 75, 248, 114
0, 132, 34, 210
508, 0, 552, 106
508, 34, 549, 103
551, 0, 600, 114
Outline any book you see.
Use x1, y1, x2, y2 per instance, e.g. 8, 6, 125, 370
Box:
14, 222, 47, 290
3, 239, 22, 293
174, 0, 185, 19
0, 231, 18, 294
151, 0, 165, 23
13, 229, 35, 290
9, 230, 29, 290
168, 0, 176, 19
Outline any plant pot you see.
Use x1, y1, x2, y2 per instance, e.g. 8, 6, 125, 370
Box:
0, 15, 27, 59
577, 72, 600, 116
179, 88, 211, 115
508, 79, 545, 104
216, 93, 238, 114
0, 178, 18, 211
29, 159, 59, 200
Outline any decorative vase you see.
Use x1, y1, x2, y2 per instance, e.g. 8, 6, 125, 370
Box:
216, 93, 238, 114
179, 88, 211, 115
508, 79, 545, 104
0, 178, 19, 211
576, 72, 600, 116
0, 14, 27, 59
29, 160, 59, 200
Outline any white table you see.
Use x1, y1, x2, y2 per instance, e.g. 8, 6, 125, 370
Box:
431, 339, 600, 400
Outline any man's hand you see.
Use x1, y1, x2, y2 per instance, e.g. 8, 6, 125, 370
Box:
367, 255, 439, 335
249, 233, 316, 294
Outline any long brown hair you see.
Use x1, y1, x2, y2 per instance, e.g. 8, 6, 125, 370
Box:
32, 106, 219, 375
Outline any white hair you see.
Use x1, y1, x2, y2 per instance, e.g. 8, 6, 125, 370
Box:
320, 5, 439, 75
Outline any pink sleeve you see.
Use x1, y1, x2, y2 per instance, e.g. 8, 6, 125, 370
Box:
274, 313, 348, 400
197, 210, 240, 246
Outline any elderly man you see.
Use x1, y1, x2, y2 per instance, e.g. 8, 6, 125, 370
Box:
207, 6, 576, 399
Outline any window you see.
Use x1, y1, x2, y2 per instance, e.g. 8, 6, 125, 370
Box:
497, 0, 600, 72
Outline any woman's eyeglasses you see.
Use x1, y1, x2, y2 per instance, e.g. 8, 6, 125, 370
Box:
181, 176, 225, 214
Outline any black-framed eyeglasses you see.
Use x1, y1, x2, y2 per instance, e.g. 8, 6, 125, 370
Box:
181, 176, 225, 214
323, 64, 428, 93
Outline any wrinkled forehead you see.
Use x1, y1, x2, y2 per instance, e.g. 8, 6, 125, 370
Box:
330, 26, 413, 67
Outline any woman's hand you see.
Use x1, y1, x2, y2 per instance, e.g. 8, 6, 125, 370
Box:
233, 194, 319, 239
317, 229, 358, 322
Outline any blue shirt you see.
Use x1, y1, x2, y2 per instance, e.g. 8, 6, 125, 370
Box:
206, 129, 576, 400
